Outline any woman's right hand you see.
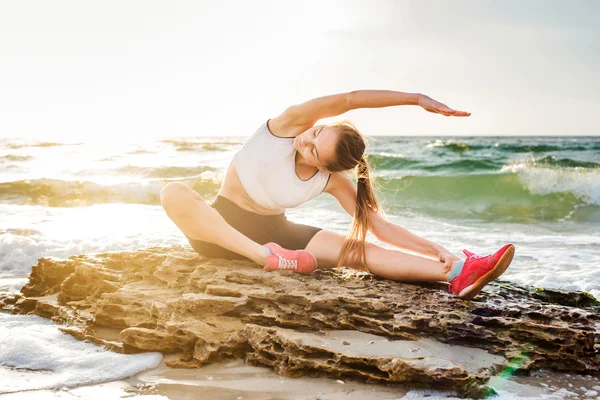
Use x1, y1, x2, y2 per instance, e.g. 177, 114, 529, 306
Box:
418, 94, 471, 117
437, 248, 463, 273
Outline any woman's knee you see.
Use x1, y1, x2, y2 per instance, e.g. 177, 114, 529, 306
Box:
306, 230, 380, 270
160, 182, 204, 211
305, 230, 346, 268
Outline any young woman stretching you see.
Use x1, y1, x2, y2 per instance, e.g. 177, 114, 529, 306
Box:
160, 90, 515, 300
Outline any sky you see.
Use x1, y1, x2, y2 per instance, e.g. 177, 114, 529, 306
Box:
0, 0, 598, 140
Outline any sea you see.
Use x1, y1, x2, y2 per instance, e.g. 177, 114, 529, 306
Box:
1, 133, 599, 398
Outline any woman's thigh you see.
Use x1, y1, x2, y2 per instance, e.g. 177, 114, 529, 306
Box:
265, 221, 322, 252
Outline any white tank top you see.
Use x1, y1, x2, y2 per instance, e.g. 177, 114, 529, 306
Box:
232, 120, 331, 212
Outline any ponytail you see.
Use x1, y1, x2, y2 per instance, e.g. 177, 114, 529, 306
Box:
336, 155, 380, 271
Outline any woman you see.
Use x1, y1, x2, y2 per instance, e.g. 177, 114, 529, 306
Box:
160, 90, 515, 300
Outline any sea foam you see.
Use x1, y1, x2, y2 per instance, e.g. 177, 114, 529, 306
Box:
502, 163, 600, 206
0, 314, 162, 394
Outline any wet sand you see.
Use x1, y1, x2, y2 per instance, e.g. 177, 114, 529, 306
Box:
5, 352, 600, 400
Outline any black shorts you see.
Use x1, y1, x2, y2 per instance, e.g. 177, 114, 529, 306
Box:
185, 195, 322, 261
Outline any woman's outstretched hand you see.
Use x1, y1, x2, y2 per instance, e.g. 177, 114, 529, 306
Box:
437, 248, 463, 273
418, 94, 471, 117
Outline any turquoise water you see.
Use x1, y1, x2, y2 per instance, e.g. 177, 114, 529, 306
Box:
1, 136, 598, 223
367, 136, 600, 224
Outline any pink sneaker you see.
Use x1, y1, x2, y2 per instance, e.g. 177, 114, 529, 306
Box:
263, 242, 317, 274
449, 244, 515, 300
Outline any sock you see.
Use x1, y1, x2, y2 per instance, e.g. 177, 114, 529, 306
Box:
262, 246, 273, 267
446, 260, 465, 282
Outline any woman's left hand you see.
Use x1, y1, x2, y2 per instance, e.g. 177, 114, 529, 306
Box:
418, 94, 471, 117
437, 248, 463, 272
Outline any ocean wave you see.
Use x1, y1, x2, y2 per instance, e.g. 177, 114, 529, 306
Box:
367, 153, 504, 172
0, 228, 43, 237
425, 139, 485, 152
419, 159, 504, 172
366, 153, 419, 170
498, 143, 596, 153
161, 139, 243, 152
115, 165, 216, 179
375, 168, 600, 223
423, 139, 600, 154
534, 155, 599, 169
125, 149, 155, 155
501, 164, 600, 206
5, 142, 83, 149
175, 143, 230, 152
0, 155, 33, 162
0, 177, 221, 207
0, 314, 162, 393
0, 165, 598, 224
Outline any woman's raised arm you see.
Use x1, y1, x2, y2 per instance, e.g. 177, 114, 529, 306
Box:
347, 90, 470, 117
276, 90, 470, 132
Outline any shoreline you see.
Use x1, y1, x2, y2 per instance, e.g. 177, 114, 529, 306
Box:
3, 350, 599, 399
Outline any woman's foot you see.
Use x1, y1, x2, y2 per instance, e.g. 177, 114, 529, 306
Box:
263, 242, 317, 274
449, 244, 515, 300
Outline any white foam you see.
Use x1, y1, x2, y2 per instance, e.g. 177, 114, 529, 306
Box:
0, 313, 162, 394
501, 163, 600, 206
372, 151, 406, 158
0, 382, 168, 399
425, 139, 469, 149
0, 203, 191, 275
0, 277, 27, 292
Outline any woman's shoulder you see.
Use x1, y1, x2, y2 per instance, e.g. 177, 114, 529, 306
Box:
323, 171, 354, 195
267, 110, 315, 138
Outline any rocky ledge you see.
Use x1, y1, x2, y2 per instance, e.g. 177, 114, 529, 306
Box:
1, 245, 599, 398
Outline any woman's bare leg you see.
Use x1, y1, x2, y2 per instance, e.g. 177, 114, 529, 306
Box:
305, 230, 455, 282
160, 182, 268, 265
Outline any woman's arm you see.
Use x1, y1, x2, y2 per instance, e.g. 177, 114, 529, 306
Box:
271, 90, 470, 135
281, 90, 419, 127
371, 217, 443, 259
348, 90, 421, 110
325, 172, 458, 261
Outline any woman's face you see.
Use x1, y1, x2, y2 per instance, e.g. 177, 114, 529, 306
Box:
293, 125, 338, 169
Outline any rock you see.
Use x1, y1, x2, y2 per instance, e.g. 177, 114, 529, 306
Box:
242, 324, 501, 397
2, 245, 599, 398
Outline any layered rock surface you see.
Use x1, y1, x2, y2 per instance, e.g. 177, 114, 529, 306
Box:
1, 245, 599, 398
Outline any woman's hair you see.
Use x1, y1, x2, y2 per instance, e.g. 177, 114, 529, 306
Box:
325, 121, 380, 272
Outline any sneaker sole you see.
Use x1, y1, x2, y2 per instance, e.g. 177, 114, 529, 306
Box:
457, 244, 515, 300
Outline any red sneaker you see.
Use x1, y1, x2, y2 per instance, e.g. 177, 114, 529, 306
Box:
449, 244, 515, 300
263, 242, 317, 274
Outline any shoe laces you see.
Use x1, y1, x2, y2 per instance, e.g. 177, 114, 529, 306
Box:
467, 254, 481, 261
277, 255, 298, 270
